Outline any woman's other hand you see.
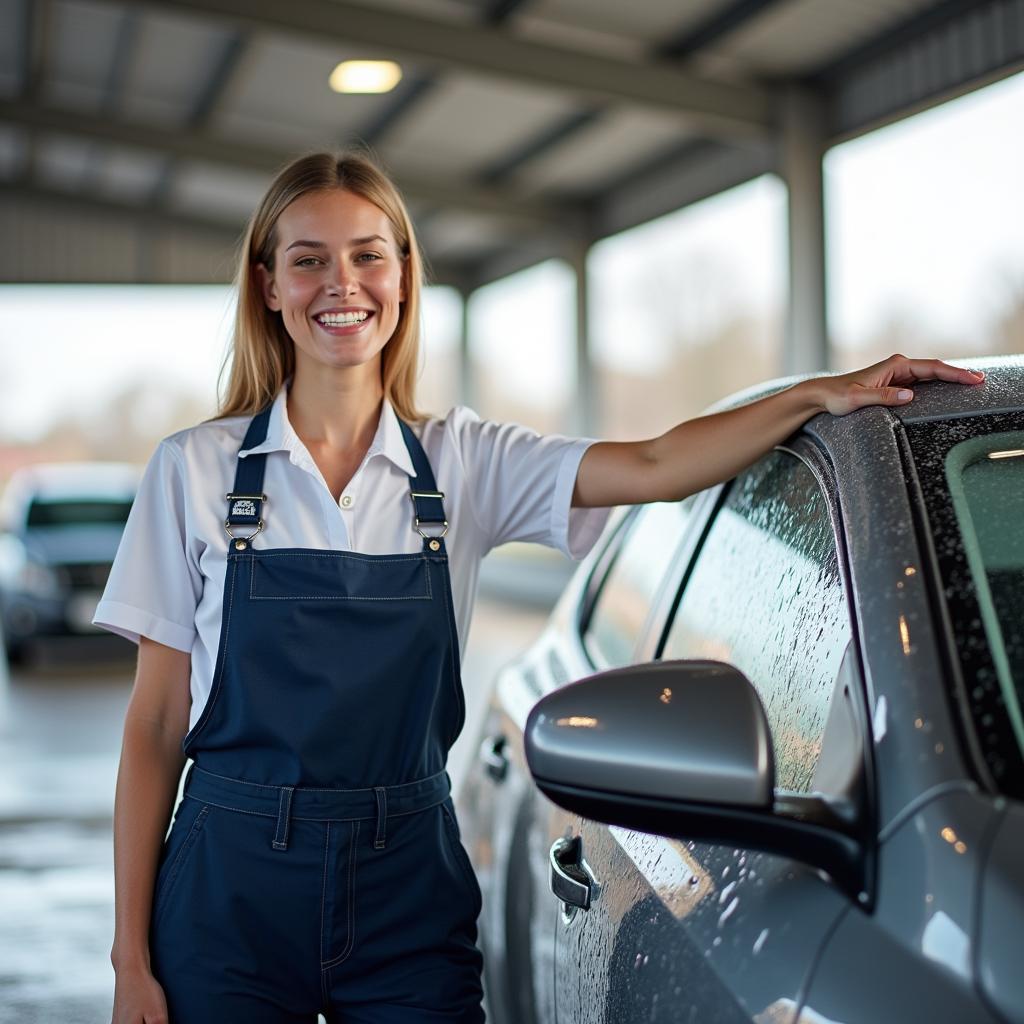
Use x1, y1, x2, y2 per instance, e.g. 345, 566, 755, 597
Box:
111, 963, 170, 1023
816, 353, 985, 417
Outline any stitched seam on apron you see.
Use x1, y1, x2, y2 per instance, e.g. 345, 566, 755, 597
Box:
252, 552, 424, 562
321, 819, 359, 969
249, 552, 432, 601
439, 559, 462, 742
320, 821, 330, 970
191, 764, 448, 796
184, 557, 238, 749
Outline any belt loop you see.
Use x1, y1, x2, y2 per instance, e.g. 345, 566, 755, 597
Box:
271, 786, 295, 851
373, 786, 388, 850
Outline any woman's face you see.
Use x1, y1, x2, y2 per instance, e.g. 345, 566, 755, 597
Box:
256, 188, 406, 377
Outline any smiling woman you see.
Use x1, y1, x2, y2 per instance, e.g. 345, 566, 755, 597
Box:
94, 149, 982, 1024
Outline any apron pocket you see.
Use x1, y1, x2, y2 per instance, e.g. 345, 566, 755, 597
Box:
249, 551, 431, 601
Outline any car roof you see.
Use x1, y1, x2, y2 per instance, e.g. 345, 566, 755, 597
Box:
5, 461, 140, 499
707, 354, 1024, 424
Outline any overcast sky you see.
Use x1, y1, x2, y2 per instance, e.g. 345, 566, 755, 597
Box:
2, 70, 1022, 442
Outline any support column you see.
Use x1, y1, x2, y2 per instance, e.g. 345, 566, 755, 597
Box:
781, 87, 829, 375
457, 283, 474, 410
567, 238, 596, 436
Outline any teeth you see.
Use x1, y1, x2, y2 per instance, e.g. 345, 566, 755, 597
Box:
317, 311, 369, 326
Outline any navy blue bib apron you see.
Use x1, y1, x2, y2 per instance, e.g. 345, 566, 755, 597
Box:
148, 406, 485, 1023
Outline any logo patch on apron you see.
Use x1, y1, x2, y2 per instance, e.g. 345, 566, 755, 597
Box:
231, 499, 257, 517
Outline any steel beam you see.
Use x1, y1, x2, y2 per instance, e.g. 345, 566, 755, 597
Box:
0, 97, 581, 230
117, 0, 774, 137
821, 0, 1024, 141
659, 0, 784, 60
0, 180, 468, 286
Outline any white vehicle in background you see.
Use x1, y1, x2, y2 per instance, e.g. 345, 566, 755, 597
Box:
0, 462, 138, 664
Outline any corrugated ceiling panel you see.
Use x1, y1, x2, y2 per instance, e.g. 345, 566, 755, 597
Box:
380, 73, 580, 179
120, 10, 239, 128
213, 34, 423, 152
510, 107, 694, 198
0, 0, 20, 96
420, 209, 512, 263
523, 0, 725, 50
170, 161, 270, 223
704, 0, 937, 75
34, 133, 94, 191
44, 0, 126, 113
0, 125, 26, 179
0, 197, 142, 281
92, 146, 165, 204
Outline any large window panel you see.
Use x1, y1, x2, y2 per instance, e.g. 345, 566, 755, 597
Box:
589, 175, 786, 442
825, 70, 1024, 371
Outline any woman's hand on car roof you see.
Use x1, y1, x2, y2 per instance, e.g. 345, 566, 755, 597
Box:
816, 353, 985, 417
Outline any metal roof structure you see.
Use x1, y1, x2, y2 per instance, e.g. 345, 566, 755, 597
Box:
0, 0, 1021, 403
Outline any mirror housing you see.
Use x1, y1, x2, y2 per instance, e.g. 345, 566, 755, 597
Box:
525, 660, 868, 900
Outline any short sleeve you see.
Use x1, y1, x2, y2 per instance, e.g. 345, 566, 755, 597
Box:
92, 440, 200, 651
449, 409, 612, 559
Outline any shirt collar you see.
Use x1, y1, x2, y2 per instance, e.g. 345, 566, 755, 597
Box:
238, 382, 416, 478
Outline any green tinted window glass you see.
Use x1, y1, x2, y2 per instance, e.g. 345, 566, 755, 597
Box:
661, 451, 850, 794
945, 435, 1024, 755
26, 500, 133, 527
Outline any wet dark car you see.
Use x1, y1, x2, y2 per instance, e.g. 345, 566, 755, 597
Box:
0, 462, 137, 663
458, 356, 1024, 1024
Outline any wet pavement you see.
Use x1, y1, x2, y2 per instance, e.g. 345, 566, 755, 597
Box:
0, 600, 547, 1023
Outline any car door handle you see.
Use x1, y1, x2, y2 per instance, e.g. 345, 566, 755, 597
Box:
549, 836, 595, 911
479, 734, 508, 782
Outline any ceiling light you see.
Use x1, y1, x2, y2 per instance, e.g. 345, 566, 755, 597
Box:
329, 61, 402, 94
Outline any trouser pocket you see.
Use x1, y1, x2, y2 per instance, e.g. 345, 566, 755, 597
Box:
151, 799, 210, 930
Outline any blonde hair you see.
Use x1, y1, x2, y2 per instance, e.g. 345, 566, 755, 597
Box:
217, 151, 427, 422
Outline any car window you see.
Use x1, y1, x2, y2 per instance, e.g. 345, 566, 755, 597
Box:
584, 499, 696, 670
945, 435, 1024, 752
26, 499, 133, 527
906, 413, 1024, 797
661, 450, 851, 794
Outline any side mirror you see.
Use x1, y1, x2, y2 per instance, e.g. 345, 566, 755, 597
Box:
525, 660, 867, 900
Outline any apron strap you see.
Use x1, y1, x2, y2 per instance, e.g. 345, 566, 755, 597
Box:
398, 418, 449, 553
225, 405, 272, 550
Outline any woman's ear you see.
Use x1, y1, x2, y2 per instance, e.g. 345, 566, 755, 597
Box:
399, 257, 407, 303
254, 263, 281, 311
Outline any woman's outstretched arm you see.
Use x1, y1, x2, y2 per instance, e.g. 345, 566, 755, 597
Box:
572, 354, 985, 509
110, 636, 191, 1024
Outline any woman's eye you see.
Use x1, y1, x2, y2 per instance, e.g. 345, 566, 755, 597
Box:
357, 252, 383, 262
295, 256, 321, 267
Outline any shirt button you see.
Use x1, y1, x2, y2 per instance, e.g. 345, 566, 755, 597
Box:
340, 495, 353, 509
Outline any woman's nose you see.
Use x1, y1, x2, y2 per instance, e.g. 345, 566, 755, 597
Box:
326, 264, 358, 296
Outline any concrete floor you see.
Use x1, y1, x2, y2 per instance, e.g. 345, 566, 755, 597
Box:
0, 599, 548, 1023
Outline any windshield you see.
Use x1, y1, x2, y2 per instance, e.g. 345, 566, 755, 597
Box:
906, 413, 1024, 797
26, 499, 133, 528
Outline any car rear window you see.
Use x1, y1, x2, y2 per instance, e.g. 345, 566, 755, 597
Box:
946, 435, 1024, 756
906, 412, 1024, 797
26, 499, 133, 527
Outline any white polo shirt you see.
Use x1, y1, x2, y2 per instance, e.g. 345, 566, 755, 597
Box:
93, 383, 611, 731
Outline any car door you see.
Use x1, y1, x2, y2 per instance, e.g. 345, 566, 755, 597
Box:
550, 444, 868, 1024
458, 505, 667, 1024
